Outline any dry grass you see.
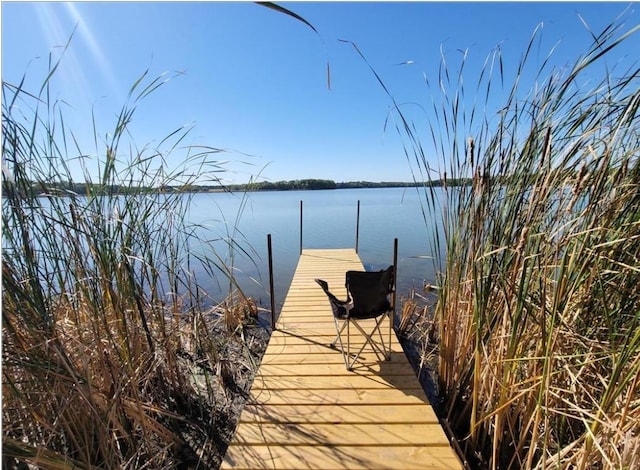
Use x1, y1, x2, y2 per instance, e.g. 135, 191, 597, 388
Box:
2, 50, 266, 468
381, 14, 640, 470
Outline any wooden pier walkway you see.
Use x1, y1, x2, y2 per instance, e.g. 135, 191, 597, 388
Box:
221, 249, 462, 469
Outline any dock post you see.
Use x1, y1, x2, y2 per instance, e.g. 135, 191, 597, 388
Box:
299, 200, 303, 254
392, 238, 398, 348
355, 200, 360, 253
267, 234, 276, 330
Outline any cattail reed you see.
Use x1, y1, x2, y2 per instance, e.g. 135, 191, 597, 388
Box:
2, 57, 258, 468
382, 15, 640, 470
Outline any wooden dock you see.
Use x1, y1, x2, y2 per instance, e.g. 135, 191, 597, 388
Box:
221, 249, 462, 469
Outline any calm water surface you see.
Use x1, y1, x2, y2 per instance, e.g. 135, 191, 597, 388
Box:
187, 187, 443, 309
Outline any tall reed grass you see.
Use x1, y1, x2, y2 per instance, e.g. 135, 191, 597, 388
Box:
381, 16, 639, 469
2, 48, 259, 468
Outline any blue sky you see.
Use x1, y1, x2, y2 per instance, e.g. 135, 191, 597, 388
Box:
2, 2, 639, 185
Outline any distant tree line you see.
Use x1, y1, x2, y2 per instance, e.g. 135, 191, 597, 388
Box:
218, 178, 473, 192
1, 180, 146, 197
244, 179, 337, 191
3, 177, 474, 197
335, 179, 472, 189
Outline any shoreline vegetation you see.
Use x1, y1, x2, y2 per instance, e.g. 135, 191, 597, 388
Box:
386, 14, 640, 470
3, 56, 277, 467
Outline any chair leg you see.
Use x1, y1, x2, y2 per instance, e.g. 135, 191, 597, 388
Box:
350, 321, 383, 361
333, 312, 392, 371
330, 319, 348, 348
332, 317, 351, 370
350, 312, 392, 362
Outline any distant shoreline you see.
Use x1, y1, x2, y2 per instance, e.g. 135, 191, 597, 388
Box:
4, 178, 473, 197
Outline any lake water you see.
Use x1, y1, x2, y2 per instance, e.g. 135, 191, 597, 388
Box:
187, 187, 443, 310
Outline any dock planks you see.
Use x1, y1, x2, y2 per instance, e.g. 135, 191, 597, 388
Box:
221, 249, 462, 469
